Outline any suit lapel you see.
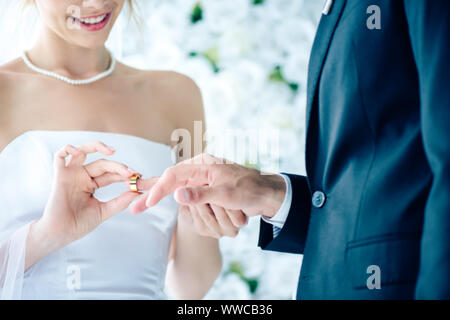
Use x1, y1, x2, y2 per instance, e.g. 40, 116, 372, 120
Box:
305, 0, 347, 136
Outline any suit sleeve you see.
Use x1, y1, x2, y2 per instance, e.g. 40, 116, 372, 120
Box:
403, 0, 450, 299
258, 174, 311, 254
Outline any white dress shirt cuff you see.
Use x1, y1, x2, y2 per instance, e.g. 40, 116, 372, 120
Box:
261, 174, 292, 237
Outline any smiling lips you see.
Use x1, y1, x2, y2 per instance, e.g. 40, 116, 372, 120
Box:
70, 12, 112, 31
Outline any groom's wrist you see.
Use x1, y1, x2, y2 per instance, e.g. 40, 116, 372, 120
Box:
259, 173, 287, 219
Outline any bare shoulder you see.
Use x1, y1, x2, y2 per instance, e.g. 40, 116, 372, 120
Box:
0, 58, 18, 86
0, 57, 30, 95
0, 57, 24, 103
0, 57, 30, 81
138, 69, 205, 153
0, 56, 26, 73
139, 70, 205, 127
142, 70, 202, 103
0, 58, 27, 152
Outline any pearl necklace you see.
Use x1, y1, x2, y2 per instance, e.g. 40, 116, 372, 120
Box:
21, 50, 116, 85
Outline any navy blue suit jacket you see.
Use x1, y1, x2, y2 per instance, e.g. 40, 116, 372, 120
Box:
258, 0, 450, 299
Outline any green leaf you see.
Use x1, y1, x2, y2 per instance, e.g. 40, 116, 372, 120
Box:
188, 48, 220, 73
203, 47, 221, 73
191, 2, 203, 24
288, 82, 299, 92
268, 65, 284, 83
246, 278, 259, 293
228, 261, 245, 278
203, 47, 219, 64
269, 66, 299, 93
226, 261, 260, 294
253, 0, 265, 5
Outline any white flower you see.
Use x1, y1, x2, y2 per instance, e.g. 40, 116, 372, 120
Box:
205, 273, 252, 300
202, 0, 250, 34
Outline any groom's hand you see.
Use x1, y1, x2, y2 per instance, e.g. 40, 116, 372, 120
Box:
129, 153, 286, 219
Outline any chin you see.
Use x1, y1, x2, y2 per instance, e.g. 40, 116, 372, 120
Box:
74, 35, 111, 49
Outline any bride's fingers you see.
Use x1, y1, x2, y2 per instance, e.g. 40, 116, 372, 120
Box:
210, 204, 239, 237
68, 141, 115, 167
226, 209, 248, 228
55, 141, 117, 169
99, 191, 141, 222
178, 205, 194, 226
196, 204, 221, 238
190, 206, 213, 237
54, 144, 82, 170
66, 146, 88, 167
75, 141, 116, 157
85, 159, 134, 178
94, 172, 131, 188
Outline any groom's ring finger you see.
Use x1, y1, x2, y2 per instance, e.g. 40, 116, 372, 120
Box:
85, 159, 134, 178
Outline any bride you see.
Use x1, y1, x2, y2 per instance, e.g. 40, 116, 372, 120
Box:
0, 0, 238, 299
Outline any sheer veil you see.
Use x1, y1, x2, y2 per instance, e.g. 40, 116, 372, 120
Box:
0, 224, 32, 299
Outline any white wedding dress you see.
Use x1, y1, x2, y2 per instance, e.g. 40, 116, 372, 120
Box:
0, 130, 179, 299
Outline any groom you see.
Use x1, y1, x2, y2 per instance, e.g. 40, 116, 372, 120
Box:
131, 0, 450, 299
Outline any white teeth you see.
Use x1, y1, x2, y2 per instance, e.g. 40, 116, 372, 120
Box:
77, 14, 107, 25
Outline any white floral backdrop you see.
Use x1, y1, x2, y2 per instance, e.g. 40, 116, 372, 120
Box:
0, 0, 323, 299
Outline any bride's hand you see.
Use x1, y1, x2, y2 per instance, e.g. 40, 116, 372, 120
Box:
31, 141, 141, 250
178, 204, 248, 239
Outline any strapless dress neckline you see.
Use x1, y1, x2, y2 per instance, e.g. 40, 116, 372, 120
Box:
0, 129, 171, 157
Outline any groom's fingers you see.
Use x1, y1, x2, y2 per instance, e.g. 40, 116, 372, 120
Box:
129, 192, 150, 214
128, 177, 171, 214
100, 191, 141, 222
145, 164, 210, 207
173, 185, 232, 208
138, 177, 159, 190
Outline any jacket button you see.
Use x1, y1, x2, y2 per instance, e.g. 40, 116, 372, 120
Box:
312, 191, 326, 208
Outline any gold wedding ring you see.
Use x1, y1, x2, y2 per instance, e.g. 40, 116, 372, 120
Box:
129, 174, 141, 193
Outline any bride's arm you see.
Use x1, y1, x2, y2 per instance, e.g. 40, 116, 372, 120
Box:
166, 213, 222, 299
164, 74, 222, 299
0, 140, 139, 299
